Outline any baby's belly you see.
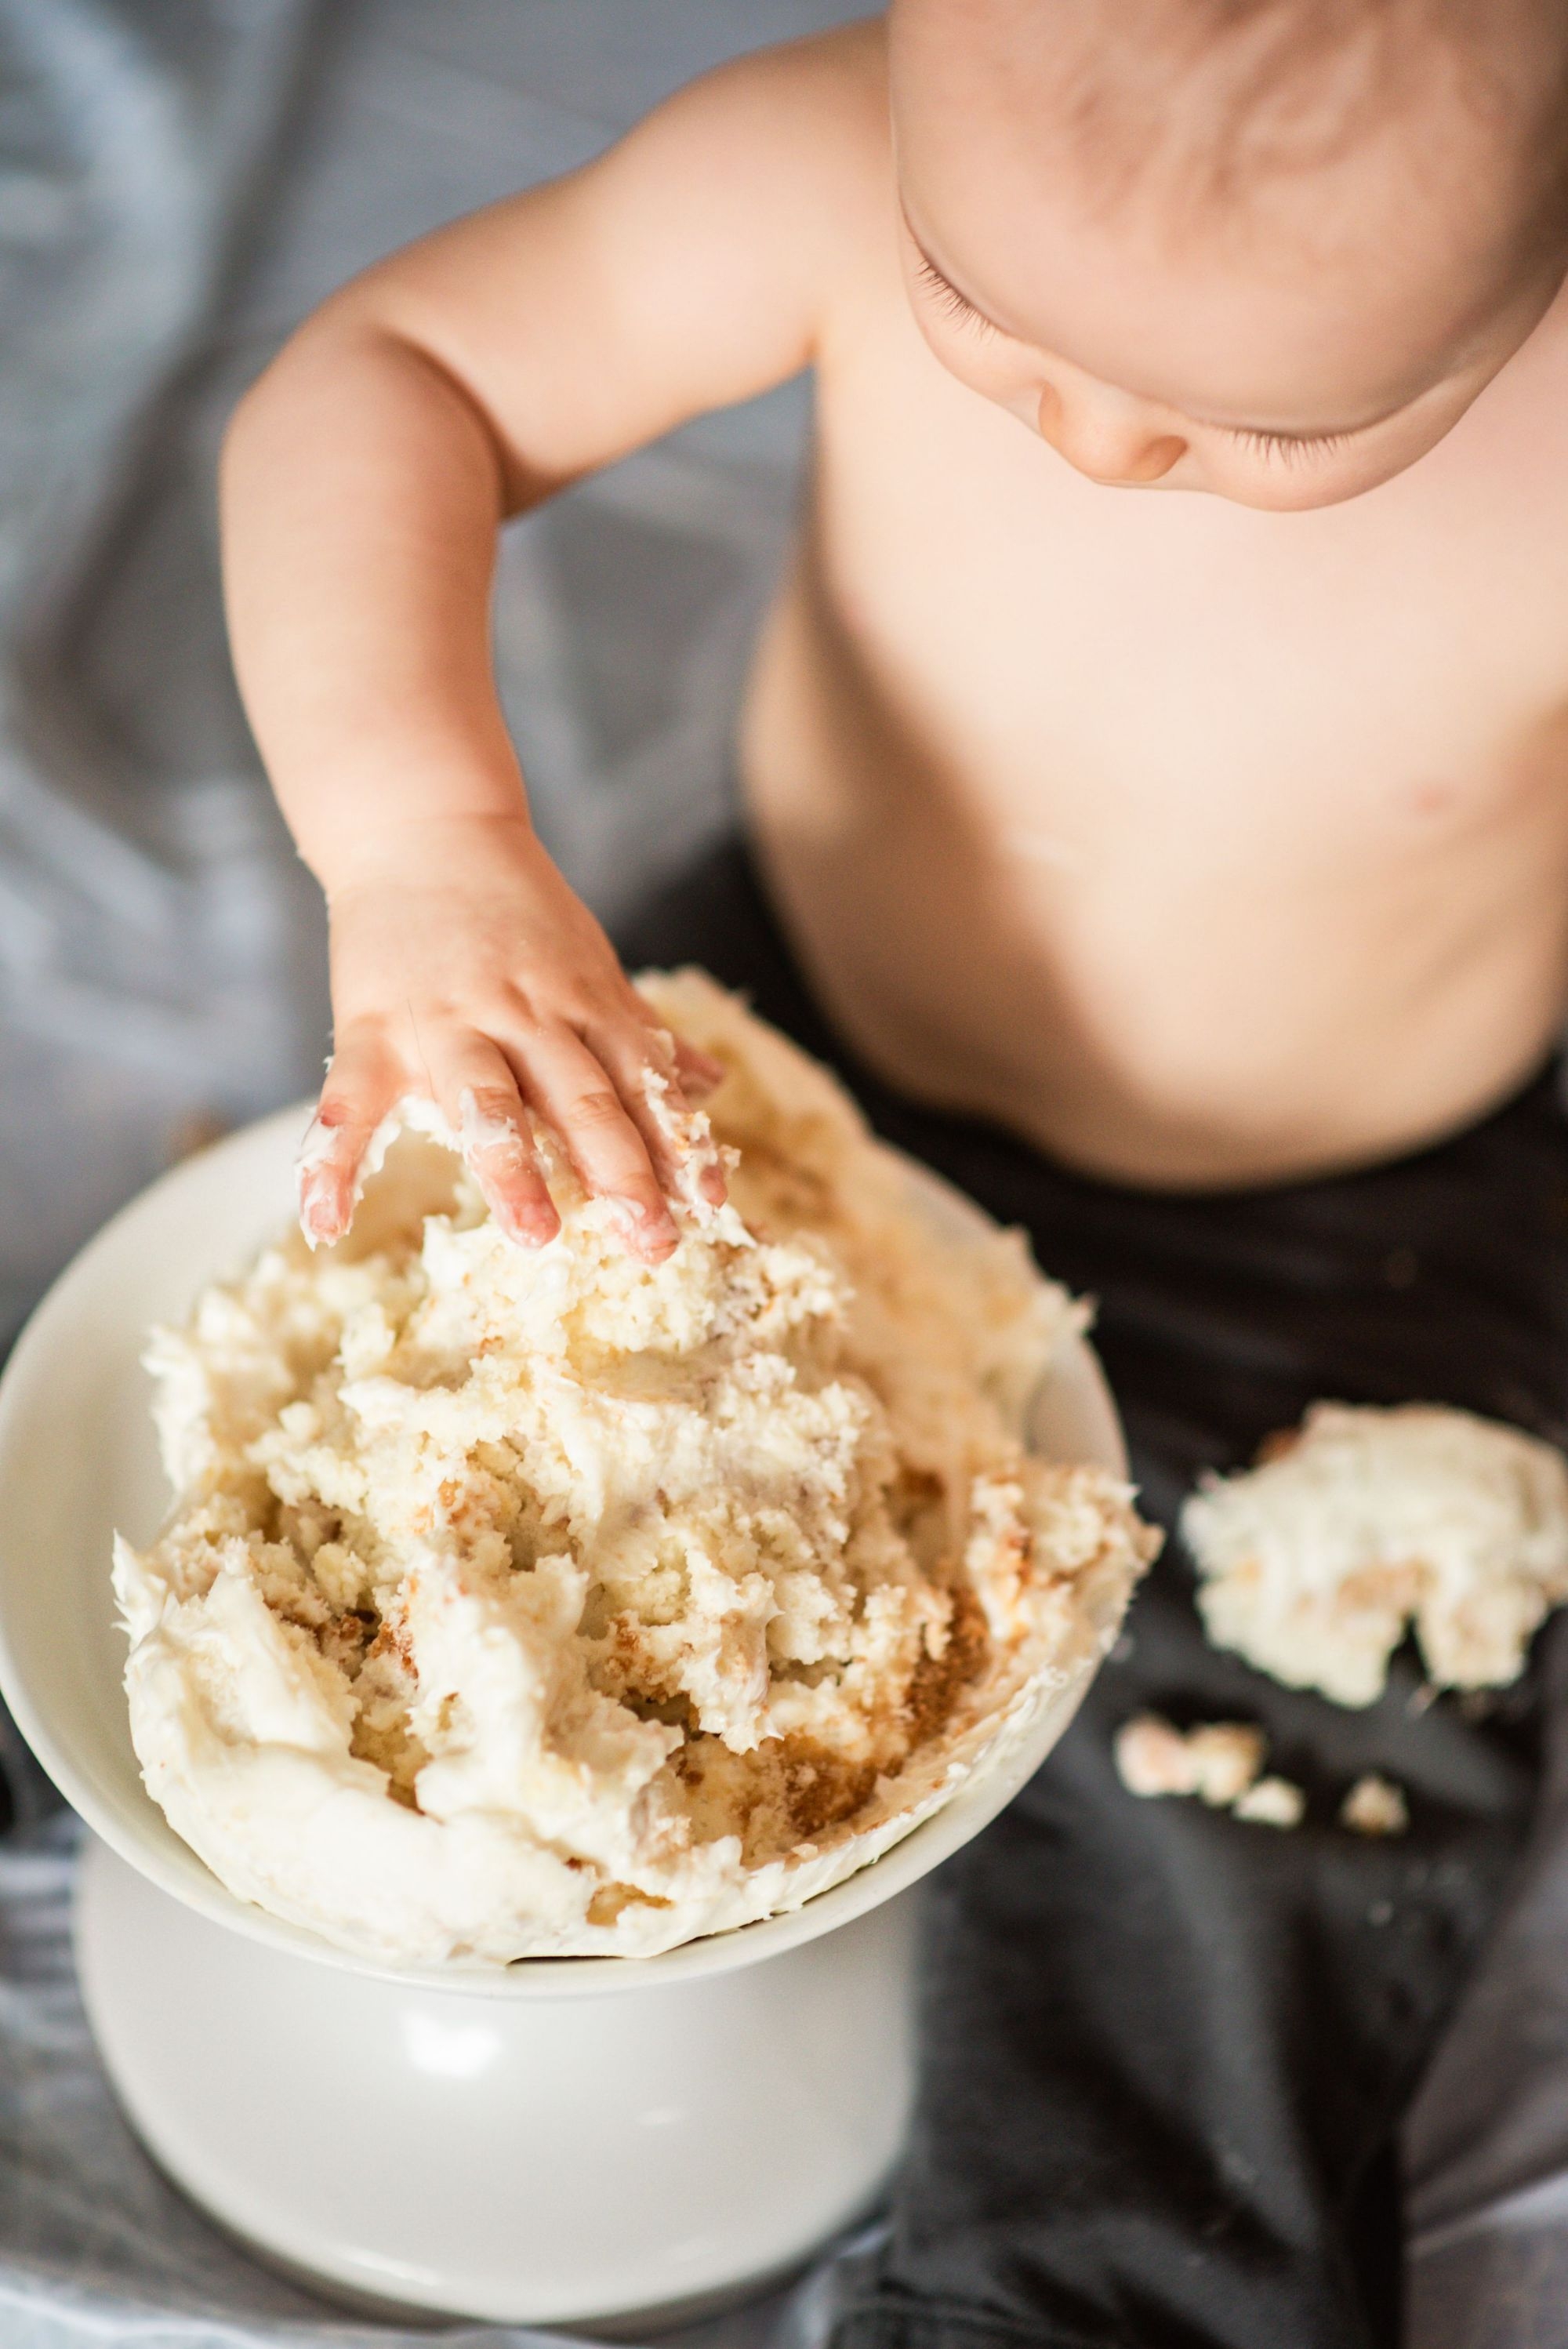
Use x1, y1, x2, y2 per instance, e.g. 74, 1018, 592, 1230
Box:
739, 575, 1568, 1189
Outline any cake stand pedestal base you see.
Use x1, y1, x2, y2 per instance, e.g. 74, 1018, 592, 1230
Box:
75, 1836, 918, 2329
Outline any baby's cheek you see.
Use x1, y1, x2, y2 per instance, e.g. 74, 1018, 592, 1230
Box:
1200, 412, 1464, 513
914, 317, 1037, 418
1201, 452, 1406, 513
942, 354, 1044, 436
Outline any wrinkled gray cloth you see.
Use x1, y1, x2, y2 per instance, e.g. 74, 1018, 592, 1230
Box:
2, 5, 1568, 2346
1403, 1622, 1568, 2349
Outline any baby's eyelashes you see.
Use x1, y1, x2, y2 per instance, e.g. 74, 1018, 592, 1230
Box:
1222, 425, 1352, 467
913, 252, 1000, 339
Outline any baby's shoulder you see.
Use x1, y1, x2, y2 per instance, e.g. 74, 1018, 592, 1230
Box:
606, 18, 892, 338
670, 19, 891, 220
704, 18, 887, 119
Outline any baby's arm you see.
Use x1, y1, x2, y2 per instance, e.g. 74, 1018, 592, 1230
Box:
220, 33, 866, 1258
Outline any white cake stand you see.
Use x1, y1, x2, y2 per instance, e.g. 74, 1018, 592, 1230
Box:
0, 1106, 1130, 2329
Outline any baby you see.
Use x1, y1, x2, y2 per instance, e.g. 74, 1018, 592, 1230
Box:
219, 5, 1568, 2344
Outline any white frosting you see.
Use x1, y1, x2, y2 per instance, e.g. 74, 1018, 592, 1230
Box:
294, 1112, 345, 1182
296, 1096, 458, 1249
1183, 1401, 1568, 1706
456, 1087, 525, 1161
116, 971, 1156, 1968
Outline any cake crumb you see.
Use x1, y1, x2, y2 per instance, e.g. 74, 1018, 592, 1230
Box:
1114, 1714, 1265, 1806
1186, 1723, 1268, 1806
1340, 1774, 1409, 1837
1115, 1714, 1198, 1798
1232, 1776, 1307, 1829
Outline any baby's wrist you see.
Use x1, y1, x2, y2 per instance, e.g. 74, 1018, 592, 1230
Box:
309, 805, 539, 901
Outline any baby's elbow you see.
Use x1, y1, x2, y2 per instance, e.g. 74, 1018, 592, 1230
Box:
220, 292, 397, 474
221, 307, 336, 474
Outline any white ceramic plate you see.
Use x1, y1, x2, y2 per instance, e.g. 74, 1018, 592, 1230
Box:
0, 1102, 1127, 1995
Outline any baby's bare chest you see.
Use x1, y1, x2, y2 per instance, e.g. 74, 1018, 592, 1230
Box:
808, 302, 1568, 872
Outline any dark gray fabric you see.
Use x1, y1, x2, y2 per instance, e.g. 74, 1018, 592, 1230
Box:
619, 840, 1568, 2349
1402, 1621, 1568, 2349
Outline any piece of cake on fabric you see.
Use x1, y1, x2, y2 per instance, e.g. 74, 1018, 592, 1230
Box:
113, 970, 1159, 1969
1112, 1712, 1305, 1827
1340, 1774, 1410, 1837
1112, 1714, 1265, 1806
1182, 1402, 1568, 1708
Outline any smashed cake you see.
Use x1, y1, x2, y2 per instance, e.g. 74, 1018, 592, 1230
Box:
1183, 1401, 1568, 1707
113, 971, 1156, 1967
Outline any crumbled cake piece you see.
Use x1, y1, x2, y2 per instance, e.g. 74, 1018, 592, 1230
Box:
1115, 1715, 1409, 1839
1113, 1714, 1265, 1806
1115, 1711, 1305, 1828
1115, 1714, 1195, 1798
1340, 1774, 1409, 1837
114, 971, 1158, 1967
1185, 1723, 1268, 1806
1232, 1777, 1307, 1829
1182, 1403, 1568, 1708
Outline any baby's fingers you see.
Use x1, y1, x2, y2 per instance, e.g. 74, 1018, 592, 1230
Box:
628, 991, 724, 1102
441, 1051, 559, 1251
297, 1036, 399, 1247
671, 1035, 724, 1098
590, 1024, 727, 1215
519, 1026, 678, 1262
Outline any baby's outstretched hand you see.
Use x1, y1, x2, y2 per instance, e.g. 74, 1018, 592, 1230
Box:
296, 814, 724, 1261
